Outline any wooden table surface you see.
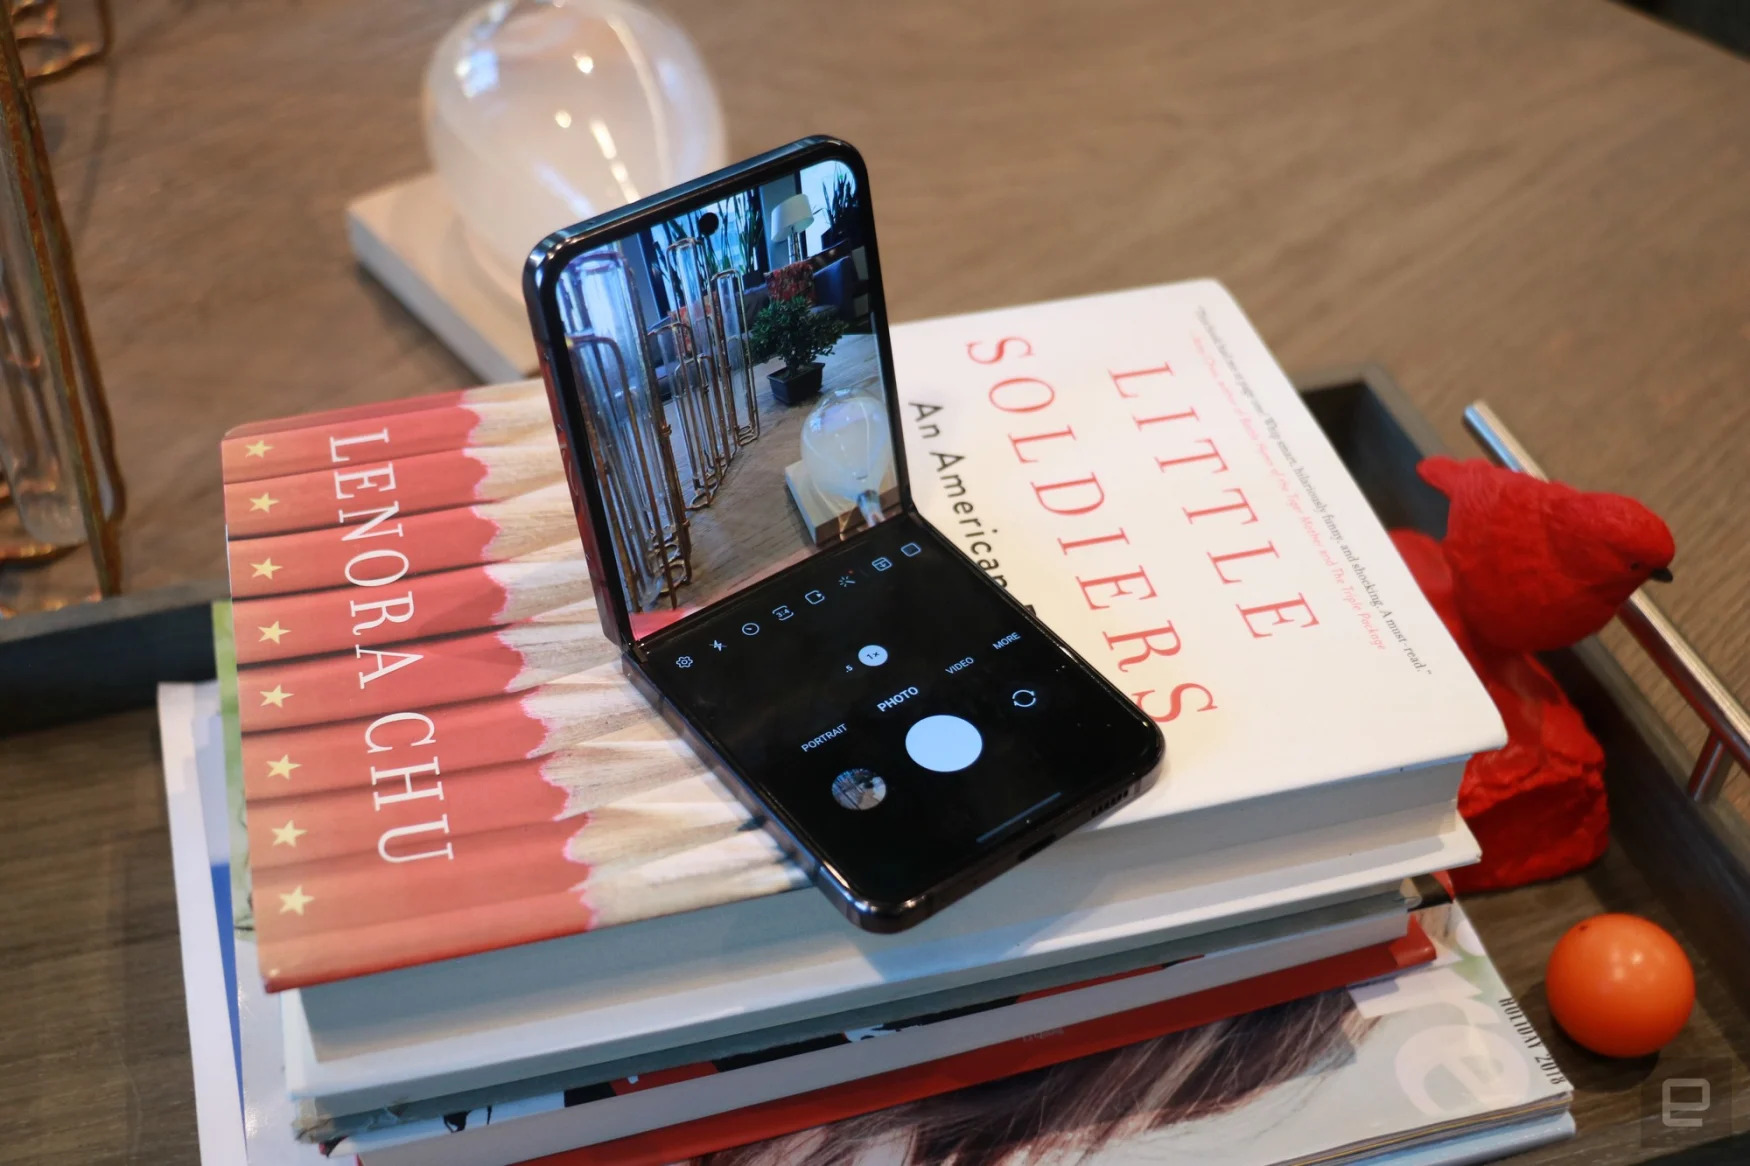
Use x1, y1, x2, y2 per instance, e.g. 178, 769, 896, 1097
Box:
3, 0, 1748, 1162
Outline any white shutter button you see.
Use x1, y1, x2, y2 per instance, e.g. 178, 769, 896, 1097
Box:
905, 715, 983, 773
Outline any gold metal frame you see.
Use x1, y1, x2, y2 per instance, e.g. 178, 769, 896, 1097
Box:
708, 268, 760, 446
10, 0, 112, 85
0, 6, 125, 600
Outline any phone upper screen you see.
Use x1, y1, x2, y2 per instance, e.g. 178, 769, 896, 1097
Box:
549, 150, 902, 642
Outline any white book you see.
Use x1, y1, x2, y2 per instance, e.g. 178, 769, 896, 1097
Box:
159, 681, 331, 1166
899, 280, 1492, 828
281, 279, 1502, 1123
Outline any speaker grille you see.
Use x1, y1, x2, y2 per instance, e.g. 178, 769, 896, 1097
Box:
1092, 786, 1133, 817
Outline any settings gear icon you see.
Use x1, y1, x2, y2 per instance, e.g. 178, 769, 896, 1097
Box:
676, 655, 694, 669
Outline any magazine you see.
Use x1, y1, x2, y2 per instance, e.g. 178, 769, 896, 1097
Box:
588, 901, 1571, 1166
339, 915, 1429, 1165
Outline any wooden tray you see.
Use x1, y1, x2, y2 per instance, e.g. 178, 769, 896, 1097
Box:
3, 367, 1746, 1162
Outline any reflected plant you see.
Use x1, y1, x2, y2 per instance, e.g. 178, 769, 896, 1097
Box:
649, 190, 769, 315
825, 171, 862, 245
749, 295, 844, 374
734, 189, 762, 274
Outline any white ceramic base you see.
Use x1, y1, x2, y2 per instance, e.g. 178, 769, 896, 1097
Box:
784, 459, 902, 546
346, 172, 539, 384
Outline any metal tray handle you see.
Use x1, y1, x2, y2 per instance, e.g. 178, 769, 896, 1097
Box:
1464, 401, 1749, 801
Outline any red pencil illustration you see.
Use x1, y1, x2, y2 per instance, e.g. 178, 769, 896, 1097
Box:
220, 386, 790, 989
247, 735, 704, 869
226, 482, 580, 599
224, 380, 540, 441
256, 832, 801, 990
239, 667, 662, 800
565, 795, 753, 873
545, 728, 712, 817
223, 442, 563, 538
233, 548, 592, 665
251, 817, 587, 939
577, 828, 805, 931
258, 887, 602, 990
222, 384, 552, 482
236, 619, 616, 733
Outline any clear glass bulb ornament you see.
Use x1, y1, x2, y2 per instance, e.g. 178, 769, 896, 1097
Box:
801, 383, 892, 529
423, 0, 727, 301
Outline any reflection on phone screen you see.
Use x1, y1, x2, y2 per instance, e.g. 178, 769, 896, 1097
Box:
551, 155, 898, 639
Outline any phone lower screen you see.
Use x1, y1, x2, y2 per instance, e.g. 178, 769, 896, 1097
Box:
643, 513, 1162, 910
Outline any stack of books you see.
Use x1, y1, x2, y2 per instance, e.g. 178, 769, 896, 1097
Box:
160, 280, 1575, 1165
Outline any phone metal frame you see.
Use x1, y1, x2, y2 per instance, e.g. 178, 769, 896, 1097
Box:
526, 137, 1163, 932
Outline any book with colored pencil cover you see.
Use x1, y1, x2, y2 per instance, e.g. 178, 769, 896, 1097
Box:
223, 388, 804, 991
222, 279, 1505, 993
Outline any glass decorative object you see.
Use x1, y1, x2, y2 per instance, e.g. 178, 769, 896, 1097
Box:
556, 245, 688, 610
800, 382, 892, 530
424, 0, 727, 301
648, 313, 714, 508
663, 234, 734, 495
709, 268, 759, 446
0, 8, 123, 602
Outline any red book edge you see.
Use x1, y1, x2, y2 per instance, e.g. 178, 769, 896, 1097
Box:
503, 920, 1435, 1166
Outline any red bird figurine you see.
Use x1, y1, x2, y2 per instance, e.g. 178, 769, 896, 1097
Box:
1418, 456, 1674, 654
1394, 457, 1675, 893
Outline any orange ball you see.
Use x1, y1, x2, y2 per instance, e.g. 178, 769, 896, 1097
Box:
1545, 913, 1694, 1058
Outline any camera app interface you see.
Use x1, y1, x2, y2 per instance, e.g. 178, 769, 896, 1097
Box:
550, 153, 898, 639
645, 515, 1162, 908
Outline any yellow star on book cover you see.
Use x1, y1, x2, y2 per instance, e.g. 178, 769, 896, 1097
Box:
250, 558, 282, 580
266, 754, 300, 779
259, 684, 292, 708
279, 886, 314, 915
258, 621, 289, 644
249, 492, 278, 513
244, 439, 272, 458
271, 821, 306, 847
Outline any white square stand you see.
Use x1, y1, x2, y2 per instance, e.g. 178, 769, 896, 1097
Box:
346, 173, 540, 384
785, 460, 902, 545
